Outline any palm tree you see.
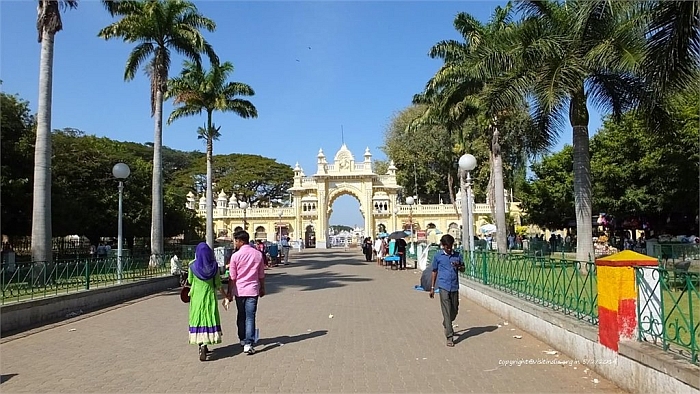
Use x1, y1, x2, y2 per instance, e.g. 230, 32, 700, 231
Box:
416, 4, 547, 254
31, 0, 78, 266
99, 0, 218, 259
167, 61, 257, 248
485, 0, 646, 263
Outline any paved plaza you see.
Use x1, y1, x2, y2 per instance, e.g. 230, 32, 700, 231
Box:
0, 249, 624, 393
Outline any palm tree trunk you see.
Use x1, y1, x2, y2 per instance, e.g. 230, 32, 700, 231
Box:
205, 110, 214, 249
31, 28, 54, 271
570, 90, 593, 269
492, 125, 507, 254
150, 89, 164, 259
448, 171, 458, 214
487, 153, 495, 216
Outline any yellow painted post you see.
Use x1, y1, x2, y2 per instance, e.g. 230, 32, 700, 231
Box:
595, 250, 659, 351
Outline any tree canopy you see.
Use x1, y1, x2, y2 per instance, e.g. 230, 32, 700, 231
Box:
0, 91, 291, 244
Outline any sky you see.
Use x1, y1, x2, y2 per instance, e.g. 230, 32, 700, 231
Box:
1, 0, 604, 228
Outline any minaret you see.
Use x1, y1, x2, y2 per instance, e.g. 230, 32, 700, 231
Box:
364, 147, 373, 173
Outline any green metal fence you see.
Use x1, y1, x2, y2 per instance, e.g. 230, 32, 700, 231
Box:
1, 247, 196, 305
647, 243, 700, 268
635, 266, 699, 364
461, 251, 598, 325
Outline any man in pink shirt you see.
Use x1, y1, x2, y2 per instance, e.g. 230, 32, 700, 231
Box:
228, 230, 265, 354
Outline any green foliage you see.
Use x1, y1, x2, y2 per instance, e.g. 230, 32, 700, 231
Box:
521, 89, 700, 232
49, 129, 201, 241
373, 160, 389, 176
520, 146, 575, 229
382, 105, 463, 203
171, 153, 293, 206
590, 91, 699, 230
0, 89, 207, 242
1, 92, 35, 236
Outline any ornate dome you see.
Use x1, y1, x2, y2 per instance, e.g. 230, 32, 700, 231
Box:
333, 143, 355, 163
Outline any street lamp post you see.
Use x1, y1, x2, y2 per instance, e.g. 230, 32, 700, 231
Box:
278, 209, 283, 242
406, 196, 415, 252
393, 206, 399, 231
458, 154, 477, 272
239, 201, 248, 231
112, 163, 130, 283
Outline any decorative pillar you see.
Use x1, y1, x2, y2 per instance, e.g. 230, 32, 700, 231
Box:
316, 190, 328, 249
595, 250, 660, 351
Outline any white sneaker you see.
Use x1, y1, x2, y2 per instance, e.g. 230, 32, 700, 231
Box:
243, 344, 255, 355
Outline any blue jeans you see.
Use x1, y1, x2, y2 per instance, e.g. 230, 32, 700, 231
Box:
235, 296, 258, 345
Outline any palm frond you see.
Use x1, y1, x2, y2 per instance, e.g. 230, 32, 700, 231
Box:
643, 0, 700, 94
168, 104, 202, 124
124, 42, 155, 81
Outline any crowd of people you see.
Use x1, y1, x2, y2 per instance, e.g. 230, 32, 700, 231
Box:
361, 235, 409, 270
184, 229, 468, 358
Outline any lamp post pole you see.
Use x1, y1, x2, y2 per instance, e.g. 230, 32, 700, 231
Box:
393, 206, 399, 232
406, 196, 415, 252
239, 201, 248, 232
278, 210, 283, 243
459, 154, 477, 273
112, 163, 130, 284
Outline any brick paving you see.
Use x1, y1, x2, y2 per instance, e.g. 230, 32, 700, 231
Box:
0, 249, 625, 393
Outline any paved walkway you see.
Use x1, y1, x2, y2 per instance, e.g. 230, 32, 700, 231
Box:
0, 249, 624, 393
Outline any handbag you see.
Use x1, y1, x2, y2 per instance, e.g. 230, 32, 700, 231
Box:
180, 284, 191, 303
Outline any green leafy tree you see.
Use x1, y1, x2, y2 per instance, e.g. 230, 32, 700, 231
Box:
522, 88, 699, 234
417, 3, 549, 252
520, 146, 575, 230
492, 0, 646, 262
172, 153, 293, 206
167, 60, 257, 248
1, 91, 35, 237
373, 160, 389, 176
49, 129, 202, 245
99, 0, 218, 257
382, 105, 466, 204
591, 92, 699, 232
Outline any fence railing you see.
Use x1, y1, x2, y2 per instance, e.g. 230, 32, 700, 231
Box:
635, 266, 699, 364
460, 251, 598, 325
1, 248, 196, 305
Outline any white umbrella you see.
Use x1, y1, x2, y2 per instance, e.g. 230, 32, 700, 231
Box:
480, 224, 497, 234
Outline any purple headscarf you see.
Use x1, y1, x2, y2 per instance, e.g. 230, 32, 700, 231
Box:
191, 242, 218, 281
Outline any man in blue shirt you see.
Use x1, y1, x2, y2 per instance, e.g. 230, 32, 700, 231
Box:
430, 234, 465, 347
280, 236, 291, 265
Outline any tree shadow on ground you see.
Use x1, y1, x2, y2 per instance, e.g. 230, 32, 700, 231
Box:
288, 251, 369, 271
263, 270, 372, 294
454, 325, 498, 344
1, 374, 18, 384
210, 330, 328, 360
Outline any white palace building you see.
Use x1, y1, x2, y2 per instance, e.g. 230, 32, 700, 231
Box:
185, 144, 523, 248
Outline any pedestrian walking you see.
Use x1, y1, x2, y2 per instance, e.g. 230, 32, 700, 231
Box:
429, 234, 465, 347
229, 230, 266, 355
188, 242, 228, 361
281, 236, 291, 265
362, 237, 373, 262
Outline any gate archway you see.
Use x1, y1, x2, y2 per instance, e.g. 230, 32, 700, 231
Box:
289, 144, 401, 248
